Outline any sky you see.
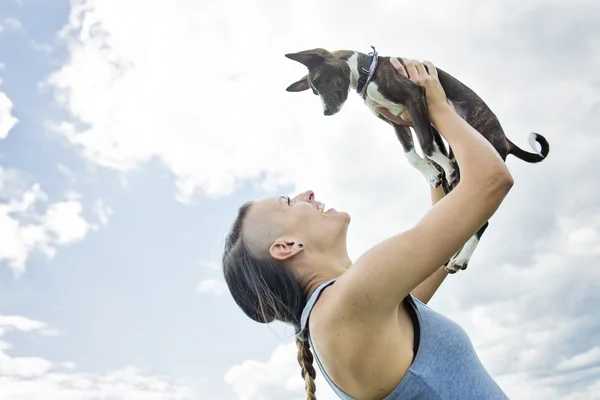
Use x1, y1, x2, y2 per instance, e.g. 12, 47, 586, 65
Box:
0, 0, 599, 399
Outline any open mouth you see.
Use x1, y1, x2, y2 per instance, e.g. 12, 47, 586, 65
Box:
317, 202, 325, 213
317, 201, 335, 214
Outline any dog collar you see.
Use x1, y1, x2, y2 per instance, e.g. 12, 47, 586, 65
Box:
356, 45, 378, 99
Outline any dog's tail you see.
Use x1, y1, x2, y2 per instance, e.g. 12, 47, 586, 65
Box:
507, 133, 550, 163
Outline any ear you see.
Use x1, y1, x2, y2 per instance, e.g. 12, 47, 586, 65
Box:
285, 51, 326, 69
269, 238, 304, 261
286, 76, 310, 92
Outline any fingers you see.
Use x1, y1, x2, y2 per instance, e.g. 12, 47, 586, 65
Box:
389, 58, 408, 78
423, 61, 438, 78
376, 107, 414, 127
401, 58, 419, 81
376, 107, 394, 120
415, 61, 428, 76
393, 58, 438, 83
399, 109, 413, 123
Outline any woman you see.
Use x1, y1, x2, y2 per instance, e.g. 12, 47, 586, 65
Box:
222, 59, 512, 399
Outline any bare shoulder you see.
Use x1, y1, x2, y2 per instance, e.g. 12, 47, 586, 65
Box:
308, 281, 414, 398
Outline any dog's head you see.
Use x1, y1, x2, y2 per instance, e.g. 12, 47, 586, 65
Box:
285, 48, 351, 116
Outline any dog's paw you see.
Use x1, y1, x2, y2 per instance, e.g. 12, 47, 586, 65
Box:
423, 163, 443, 188
445, 257, 467, 273
427, 152, 458, 189
446, 235, 479, 273
428, 173, 443, 188
445, 165, 459, 188
407, 152, 443, 188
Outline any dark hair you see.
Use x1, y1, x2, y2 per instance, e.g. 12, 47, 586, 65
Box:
222, 202, 318, 400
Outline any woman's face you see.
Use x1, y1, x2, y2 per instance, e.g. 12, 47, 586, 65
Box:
244, 190, 351, 260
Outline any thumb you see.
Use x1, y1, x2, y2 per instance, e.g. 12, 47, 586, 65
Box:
376, 107, 394, 120
376, 107, 413, 127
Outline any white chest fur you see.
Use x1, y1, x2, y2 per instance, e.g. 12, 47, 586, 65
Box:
346, 54, 408, 119
364, 82, 407, 118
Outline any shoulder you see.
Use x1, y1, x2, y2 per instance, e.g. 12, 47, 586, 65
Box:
306, 282, 416, 398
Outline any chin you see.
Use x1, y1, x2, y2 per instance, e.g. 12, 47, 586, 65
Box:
323, 106, 341, 116
334, 211, 351, 227
321, 98, 345, 116
343, 212, 351, 225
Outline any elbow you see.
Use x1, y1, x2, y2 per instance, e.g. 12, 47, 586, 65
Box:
486, 168, 514, 200
494, 168, 514, 192
461, 167, 514, 199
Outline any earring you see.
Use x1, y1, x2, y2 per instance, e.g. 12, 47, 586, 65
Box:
297, 243, 304, 249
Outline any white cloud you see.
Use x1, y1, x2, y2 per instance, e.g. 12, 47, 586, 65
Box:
558, 347, 600, 372
0, 78, 18, 139
0, 167, 110, 276
225, 341, 339, 400
197, 260, 220, 271
0, 315, 55, 336
0, 315, 193, 399
196, 279, 225, 296
92, 199, 113, 226
45, 0, 600, 399
43, 199, 90, 246
31, 40, 54, 53
46, 0, 394, 202
0, 17, 22, 34
56, 163, 77, 184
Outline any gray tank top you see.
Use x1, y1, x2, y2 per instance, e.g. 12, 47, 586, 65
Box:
296, 279, 509, 399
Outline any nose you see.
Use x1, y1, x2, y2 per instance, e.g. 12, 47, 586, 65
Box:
293, 190, 315, 203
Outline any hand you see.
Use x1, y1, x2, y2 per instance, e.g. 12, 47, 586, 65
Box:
376, 58, 450, 125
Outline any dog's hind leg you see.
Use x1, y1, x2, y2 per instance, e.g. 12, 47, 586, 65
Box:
391, 123, 443, 188
445, 221, 489, 273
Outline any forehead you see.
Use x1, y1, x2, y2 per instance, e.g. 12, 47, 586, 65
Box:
242, 197, 288, 245
245, 196, 286, 222
311, 64, 335, 79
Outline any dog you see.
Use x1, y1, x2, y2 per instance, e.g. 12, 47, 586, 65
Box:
285, 47, 550, 273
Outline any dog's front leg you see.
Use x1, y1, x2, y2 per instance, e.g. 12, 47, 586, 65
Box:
370, 99, 443, 188
445, 221, 490, 273
391, 123, 443, 188
405, 87, 458, 187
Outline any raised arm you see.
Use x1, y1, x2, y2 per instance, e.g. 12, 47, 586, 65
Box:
410, 185, 449, 304
336, 59, 513, 319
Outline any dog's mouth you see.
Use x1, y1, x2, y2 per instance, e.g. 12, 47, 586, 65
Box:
323, 104, 341, 116
321, 94, 345, 116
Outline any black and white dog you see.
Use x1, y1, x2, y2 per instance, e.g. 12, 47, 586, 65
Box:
285, 47, 549, 273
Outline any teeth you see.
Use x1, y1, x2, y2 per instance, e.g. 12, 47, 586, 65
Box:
317, 202, 325, 213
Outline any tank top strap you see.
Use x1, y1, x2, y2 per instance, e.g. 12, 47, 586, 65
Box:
296, 278, 338, 341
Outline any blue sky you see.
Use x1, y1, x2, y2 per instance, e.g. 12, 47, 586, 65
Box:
0, 1, 297, 398
1, 0, 600, 399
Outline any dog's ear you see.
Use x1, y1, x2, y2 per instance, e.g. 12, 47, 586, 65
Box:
285, 51, 325, 69
286, 76, 310, 92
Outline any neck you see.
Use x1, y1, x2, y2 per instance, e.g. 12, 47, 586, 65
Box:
345, 51, 366, 91
293, 250, 352, 297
